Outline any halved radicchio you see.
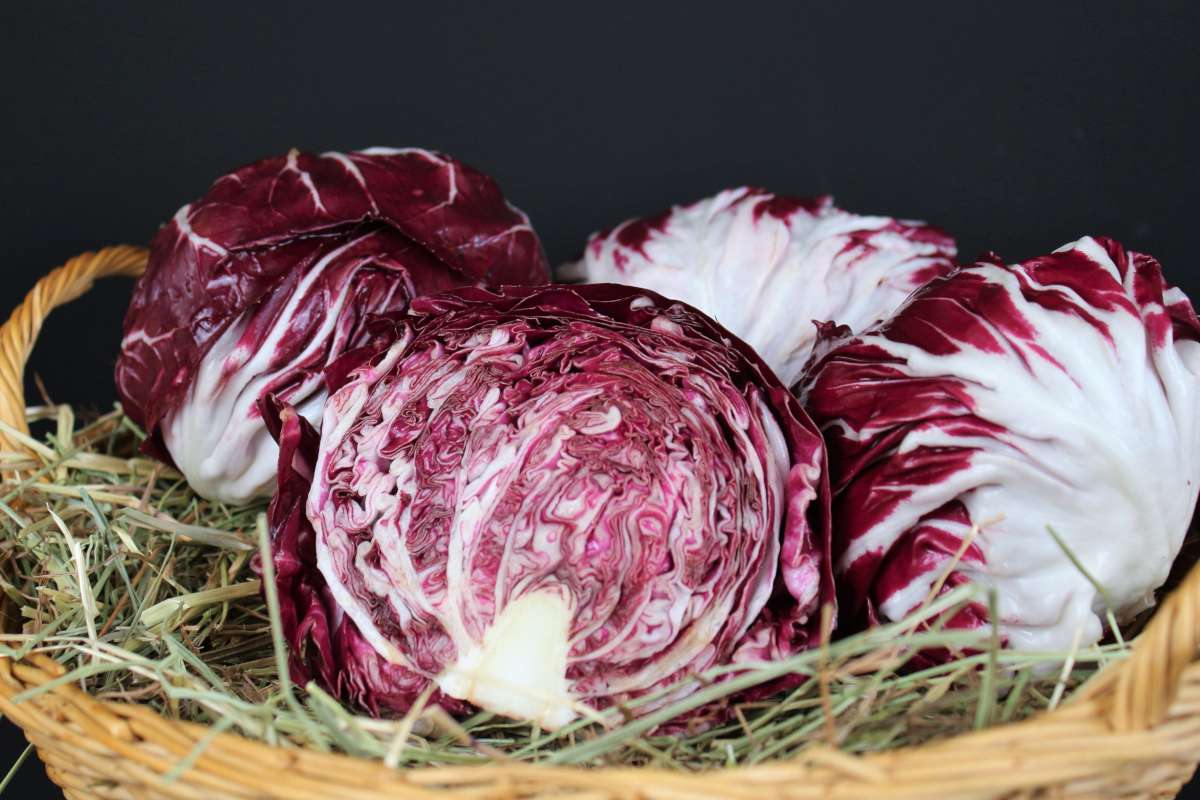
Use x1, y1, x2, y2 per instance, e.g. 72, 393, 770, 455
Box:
266, 284, 832, 727
115, 147, 550, 504
560, 188, 957, 386
801, 237, 1200, 652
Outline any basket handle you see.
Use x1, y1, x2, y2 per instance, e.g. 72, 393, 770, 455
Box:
0, 246, 148, 451
0, 245, 1196, 734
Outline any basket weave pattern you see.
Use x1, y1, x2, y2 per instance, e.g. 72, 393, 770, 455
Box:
0, 247, 1197, 799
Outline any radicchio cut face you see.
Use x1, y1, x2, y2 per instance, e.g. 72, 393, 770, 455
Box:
559, 188, 956, 386
267, 284, 832, 727
802, 237, 1200, 652
115, 147, 550, 505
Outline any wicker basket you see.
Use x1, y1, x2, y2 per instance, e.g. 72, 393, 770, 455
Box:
1, 247, 1198, 800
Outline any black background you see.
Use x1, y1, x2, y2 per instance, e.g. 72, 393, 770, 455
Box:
2, 1, 1199, 795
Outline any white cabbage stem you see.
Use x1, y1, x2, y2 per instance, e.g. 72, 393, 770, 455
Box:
437, 591, 578, 730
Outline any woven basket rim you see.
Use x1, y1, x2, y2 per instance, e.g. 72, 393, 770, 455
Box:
0, 245, 1197, 799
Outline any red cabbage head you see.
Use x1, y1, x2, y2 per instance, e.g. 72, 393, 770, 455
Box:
802, 237, 1200, 652
115, 147, 549, 504
267, 284, 832, 727
560, 188, 956, 386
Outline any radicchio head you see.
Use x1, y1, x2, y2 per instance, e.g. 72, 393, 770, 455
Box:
560, 188, 956, 386
115, 147, 550, 504
802, 237, 1200, 652
267, 284, 833, 727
